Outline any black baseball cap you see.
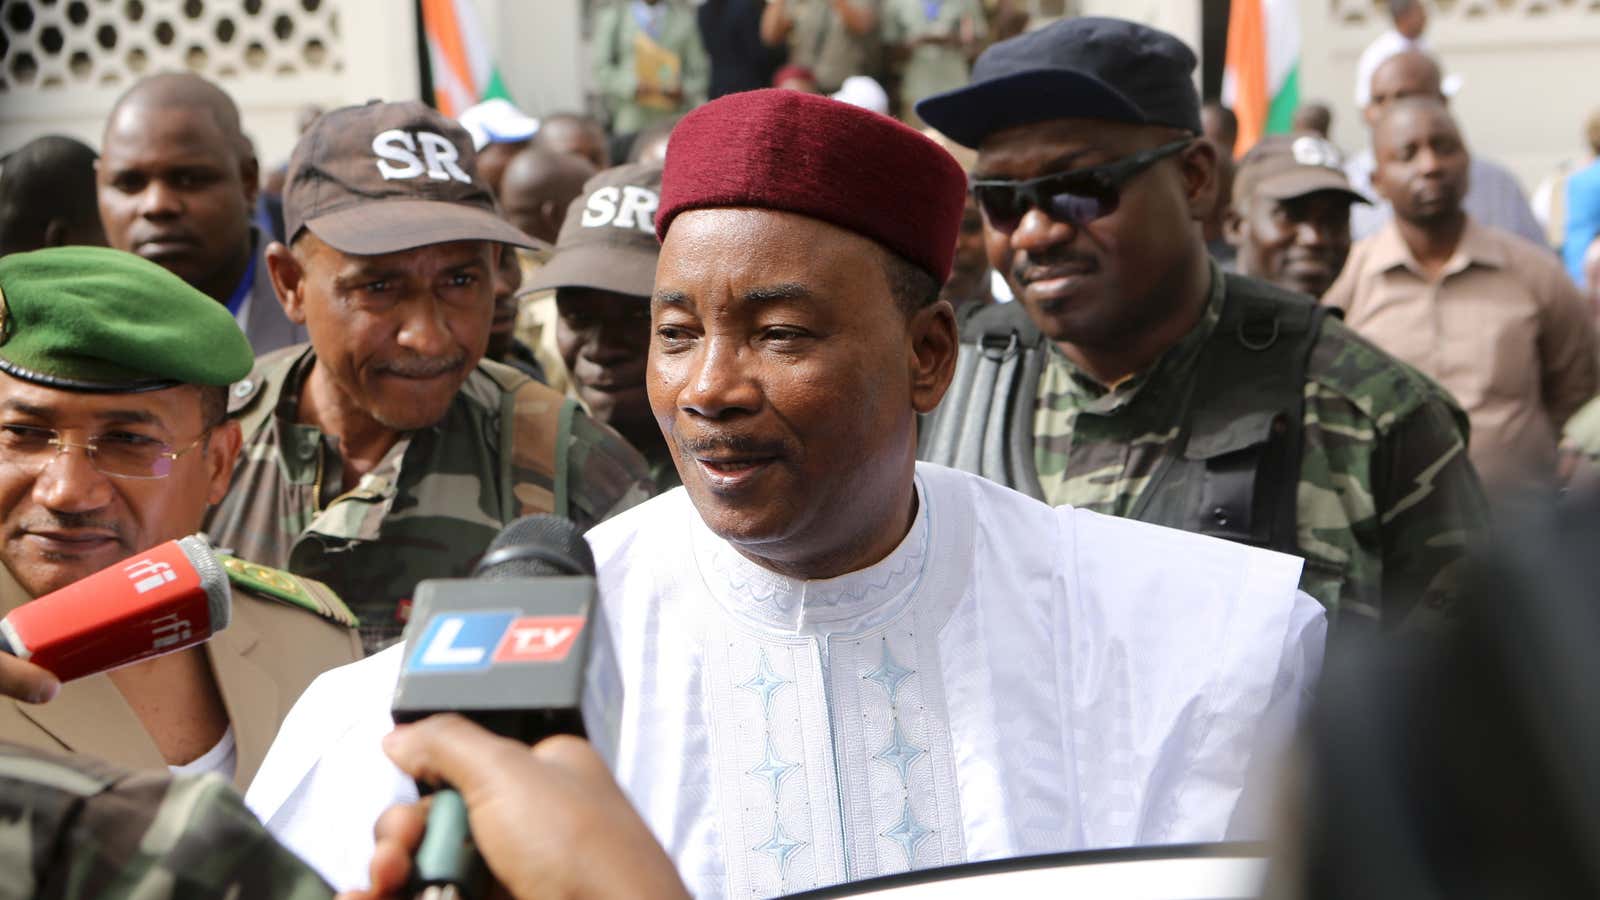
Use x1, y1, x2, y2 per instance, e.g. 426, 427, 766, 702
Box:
284, 99, 541, 255
523, 163, 662, 299
917, 17, 1202, 150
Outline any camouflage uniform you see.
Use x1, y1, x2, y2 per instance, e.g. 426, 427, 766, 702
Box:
0, 741, 332, 899
929, 266, 1490, 629
204, 345, 655, 652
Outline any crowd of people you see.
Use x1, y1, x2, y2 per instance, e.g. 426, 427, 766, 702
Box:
2, 2, 1600, 898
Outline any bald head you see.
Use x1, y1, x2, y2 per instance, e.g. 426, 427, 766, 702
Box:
499, 148, 597, 244
534, 113, 610, 170
1365, 50, 1444, 128
0, 135, 106, 255
106, 73, 252, 160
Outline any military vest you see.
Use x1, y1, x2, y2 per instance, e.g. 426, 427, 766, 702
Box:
920, 276, 1335, 554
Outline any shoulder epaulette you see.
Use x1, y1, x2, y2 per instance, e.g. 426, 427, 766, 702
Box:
217, 553, 359, 628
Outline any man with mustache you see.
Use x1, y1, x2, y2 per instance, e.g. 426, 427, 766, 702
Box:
204, 101, 654, 654
1325, 98, 1598, 508
97, 73, 305, 354
245, 89, 1324, 897
0, 247, 361, 790
1225, 134, 1367, 300
918, 17, 1488, 629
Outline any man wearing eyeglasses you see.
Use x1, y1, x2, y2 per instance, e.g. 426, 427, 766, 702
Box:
918, 17, 1488, 630
0, 246, 362, 792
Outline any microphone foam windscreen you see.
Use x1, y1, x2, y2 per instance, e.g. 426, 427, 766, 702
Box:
475, 514, 596, 580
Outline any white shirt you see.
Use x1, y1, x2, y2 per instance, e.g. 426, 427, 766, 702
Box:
168, 724, 238, 782
246, 464, 1325, 898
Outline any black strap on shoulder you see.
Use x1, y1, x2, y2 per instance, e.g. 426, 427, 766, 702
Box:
918, 302, 1048, 499
1142, 275, 1332, 553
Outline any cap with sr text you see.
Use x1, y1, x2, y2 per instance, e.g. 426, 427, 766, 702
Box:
917, 16, 1202, 150
524, 162, 663, 299
283, 99, 540, 256
0, 247, 253, 392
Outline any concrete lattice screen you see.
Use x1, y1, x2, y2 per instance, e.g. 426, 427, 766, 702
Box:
0, 0, 343, 94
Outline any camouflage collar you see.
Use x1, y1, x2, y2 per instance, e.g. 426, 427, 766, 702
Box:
1054, 260, 1226, 416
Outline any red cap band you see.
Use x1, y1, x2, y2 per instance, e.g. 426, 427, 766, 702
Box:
657, 89, 968, 282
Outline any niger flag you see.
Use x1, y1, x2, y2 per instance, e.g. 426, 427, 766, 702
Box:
420, 0, 512, 117
1222, 0, 1301, 157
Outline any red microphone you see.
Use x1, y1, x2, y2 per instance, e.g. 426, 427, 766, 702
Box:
0, 534, 231, 682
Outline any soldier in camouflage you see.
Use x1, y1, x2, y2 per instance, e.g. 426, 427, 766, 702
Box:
0, 741, 333, 899
0, 247, 362, 792
917, 18, 1489, 628
204, 101, 654, 653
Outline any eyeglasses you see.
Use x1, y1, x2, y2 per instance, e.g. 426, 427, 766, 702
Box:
0, 425, 211, 480
969, 139, 1195, 235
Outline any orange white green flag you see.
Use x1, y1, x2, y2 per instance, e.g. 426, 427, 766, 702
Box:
1221, 0, 1301, 158
420, 0, 512, 118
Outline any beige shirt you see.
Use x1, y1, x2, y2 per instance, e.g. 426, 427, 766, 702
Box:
1324, 218, 1598, 497
0, 561, 362, 791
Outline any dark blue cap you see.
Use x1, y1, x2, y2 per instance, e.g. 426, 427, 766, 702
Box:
917, 17, 1202, 149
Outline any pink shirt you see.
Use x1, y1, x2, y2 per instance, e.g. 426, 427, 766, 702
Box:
1324, 218, 1598, 497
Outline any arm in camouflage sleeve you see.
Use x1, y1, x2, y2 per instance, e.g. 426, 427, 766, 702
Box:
563, 409, 657, 532
2, 743, 332, 900
1374, 396, 1492, 631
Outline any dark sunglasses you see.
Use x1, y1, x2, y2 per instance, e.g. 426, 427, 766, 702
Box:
969, 138, 1195, 234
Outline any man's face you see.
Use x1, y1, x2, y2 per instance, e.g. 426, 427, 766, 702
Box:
0, 376, 238, 598
1229, 190, 1355, 298
276, 236, 496, 431
1372, 105, 1469, 227
975, 118, 1212, 349
949, 197, 989, 284
540, 121, 610, 171
651, 209, 955, 570
557, 288, 654, 446
488, 245, 524, 360
97, 104, 256, 295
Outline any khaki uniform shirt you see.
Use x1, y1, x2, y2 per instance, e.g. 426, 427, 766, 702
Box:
1324, 219, 1600, 499
0, 561, 361, 792
204, 346, 655, 652
1032, 266, 1490, 628
1, 741, 333, 899
786, 0, 885, 93
882, 0, 983, 118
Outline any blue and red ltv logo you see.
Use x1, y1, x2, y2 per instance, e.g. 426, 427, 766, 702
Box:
405, 610, 586, 672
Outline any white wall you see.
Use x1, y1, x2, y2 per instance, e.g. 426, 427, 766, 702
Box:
0, 0, 418, 166
1297, 0, 1600, 192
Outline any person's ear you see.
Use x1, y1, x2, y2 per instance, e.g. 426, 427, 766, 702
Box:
908, 299, 959, 415
265, 240, 308, 324
204, 418, 243, 505
1180, 138, 1221, 223
42, 218, 69, 248
1222, 203, 1246, 248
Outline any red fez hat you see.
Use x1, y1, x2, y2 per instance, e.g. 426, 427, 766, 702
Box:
657, 89, 968, 282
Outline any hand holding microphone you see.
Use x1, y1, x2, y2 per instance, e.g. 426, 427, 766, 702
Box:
0, 653, 58, 703
0, 534, 230, 683
340, 714, 688, 900
389, 515, 612, 899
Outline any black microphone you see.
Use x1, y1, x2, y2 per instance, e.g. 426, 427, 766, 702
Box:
391, 515, 599, 900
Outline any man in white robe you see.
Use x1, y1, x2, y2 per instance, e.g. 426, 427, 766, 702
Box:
245, 86, 1326, 899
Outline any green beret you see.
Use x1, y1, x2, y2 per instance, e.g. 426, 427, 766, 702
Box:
0, 246, 254, 392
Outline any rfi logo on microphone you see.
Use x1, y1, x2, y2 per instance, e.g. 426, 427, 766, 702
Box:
408, 611, 587, 672
124, 558, 177, 594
